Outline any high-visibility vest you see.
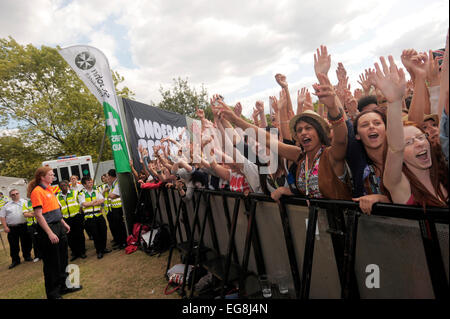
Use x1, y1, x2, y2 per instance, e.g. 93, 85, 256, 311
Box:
110, 180, 122, 209
50, 185, 60, 194
98, 183, 111, 215
0, 196, 10, 209
57, 190, 80, 219
22, 200, 36, 226
80, 189, 102, 219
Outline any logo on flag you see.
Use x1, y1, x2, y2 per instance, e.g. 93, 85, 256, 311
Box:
75, 52, 96, 70
58, 45, 131, 173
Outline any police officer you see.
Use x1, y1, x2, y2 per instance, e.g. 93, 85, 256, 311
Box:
78, 176, 111, 259
28, 166, 82, 299
105, 169, 127, 250
0, 189, 32, 269
57, 180, 86, 261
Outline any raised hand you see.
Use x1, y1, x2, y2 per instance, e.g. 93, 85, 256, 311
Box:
297, 87, 307, 106
313, 80, 337, 110
357, 69, 374, 94
373, 55, 406, 103
255, 100, 265, 115
275, 73, 288, 88
354, 88, 363, 101
409, 52, 428, 79
426, 50, 440, 86
314, 45, 331, 77
269, 95, 279, 114
345, 89, 358, 116
303, 90, 314, 111
234, 102, 242, 117
252, 108, 259, 123
336, 62, 348, 84
278, 89, 287, 110
196, 105, 205, 119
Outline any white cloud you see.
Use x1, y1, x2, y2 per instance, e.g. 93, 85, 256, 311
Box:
0, 0, 448, 118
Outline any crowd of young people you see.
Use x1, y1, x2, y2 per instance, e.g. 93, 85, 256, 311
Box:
131, 33, 449, 215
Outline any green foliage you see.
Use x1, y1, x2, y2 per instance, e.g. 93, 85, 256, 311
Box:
0, 37, 134, 178
157, 77, 213, 121
0, 136, 44, 180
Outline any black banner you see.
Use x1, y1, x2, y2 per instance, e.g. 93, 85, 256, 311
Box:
122, 98, 188, 173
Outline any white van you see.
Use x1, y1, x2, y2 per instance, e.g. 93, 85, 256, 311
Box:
42, 155, 95, 186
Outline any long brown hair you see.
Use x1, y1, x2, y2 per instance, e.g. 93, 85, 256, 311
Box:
353, 109, 389, 195
401, 122, 448, 207
27, 166, 53, 198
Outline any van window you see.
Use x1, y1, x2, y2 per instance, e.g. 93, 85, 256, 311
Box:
60, 167, 70, 182
70, 165, 80, 179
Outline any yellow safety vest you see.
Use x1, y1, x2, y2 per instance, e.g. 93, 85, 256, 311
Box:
0, 196, 10, 209
57, 190, 81, 219
22, 200, 36, 226
80, 190, 102, 219
98, 183, 111, 215
110, 180, 122, 209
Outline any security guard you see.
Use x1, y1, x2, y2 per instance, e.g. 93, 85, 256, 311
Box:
106, 169, 127, 250
57, 180, 86, 261
78, 176, 111, 259
29, 166, 82, 299
22, 199, 42, 262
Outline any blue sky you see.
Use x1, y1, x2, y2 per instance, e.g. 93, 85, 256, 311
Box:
0, 0, 448, 126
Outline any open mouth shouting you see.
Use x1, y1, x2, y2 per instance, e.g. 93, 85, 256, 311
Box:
416, 149, 429, 162
302, 137, 312, 146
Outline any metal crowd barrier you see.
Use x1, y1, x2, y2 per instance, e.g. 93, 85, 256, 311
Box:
132, 186, 449, 299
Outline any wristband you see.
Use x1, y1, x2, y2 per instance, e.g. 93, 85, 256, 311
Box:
327, 108, 344, 122
329, 116, 345, 126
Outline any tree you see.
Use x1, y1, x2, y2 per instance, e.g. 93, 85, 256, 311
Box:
0, 136, 45, 179
0, 37, 134, 178
157, 77, 213, 121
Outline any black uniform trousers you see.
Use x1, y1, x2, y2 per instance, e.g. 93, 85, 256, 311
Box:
110, 207, 127, 246
36, 221, 68, 299
27, 223, 42, 259
84, 214, 107, 254
7, 222, 32, 263
64, 214, 86, 257
106, 210, 117, 243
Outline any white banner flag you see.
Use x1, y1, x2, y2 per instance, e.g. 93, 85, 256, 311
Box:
58, 45, 130, 173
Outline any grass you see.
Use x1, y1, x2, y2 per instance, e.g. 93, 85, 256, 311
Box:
0, 226, 182, 299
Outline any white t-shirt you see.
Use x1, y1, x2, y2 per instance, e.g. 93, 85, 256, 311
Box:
111, 180, 120, 196
241, 158, 263, 194
0, 199, 27, 226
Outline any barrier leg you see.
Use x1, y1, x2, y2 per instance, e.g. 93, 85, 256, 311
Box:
419, 219, 450, 299
341, 209, 359, 299
189, 192, 211, 299
278, 201, 302, 299
238, 199, 257, 297
300, 205, 318, 299
220, 197, 241, 298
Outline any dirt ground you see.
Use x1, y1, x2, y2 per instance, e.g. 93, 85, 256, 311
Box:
0, 226, 182, 299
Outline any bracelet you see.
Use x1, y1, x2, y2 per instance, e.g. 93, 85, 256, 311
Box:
329, 116, 345, 126
327, 108, 344, 122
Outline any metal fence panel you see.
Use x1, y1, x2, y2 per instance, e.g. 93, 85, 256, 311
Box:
355, 215, 434, 298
